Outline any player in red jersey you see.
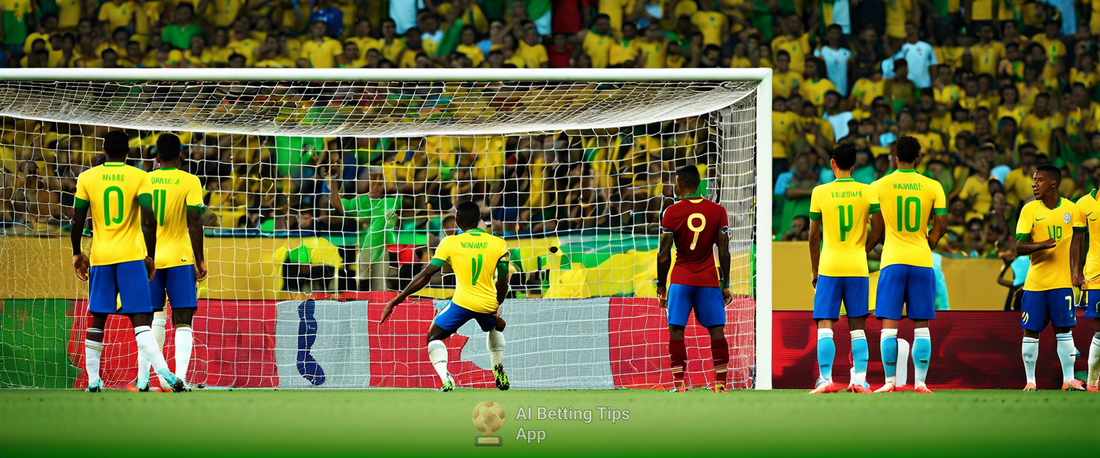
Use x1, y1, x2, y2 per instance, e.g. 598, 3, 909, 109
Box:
656, 165, 733, 392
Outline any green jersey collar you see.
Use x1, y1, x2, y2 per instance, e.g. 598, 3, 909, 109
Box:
895, 169, 917, 173
834, 177, 855, 182
682, 192, 704, 199
466, 228, 487, 235
103, 162, 125, 167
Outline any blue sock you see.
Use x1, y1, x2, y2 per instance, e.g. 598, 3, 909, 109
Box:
817, 329, 835, 382
851, 330, 869, 386
913, 328, 931, 386
881, 329, 898, 384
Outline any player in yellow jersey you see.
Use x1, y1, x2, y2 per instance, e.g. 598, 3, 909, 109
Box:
382, 201, 511, 392
871, 136, 948, 394
1016, 165, 1087, 391
70, 131, 185, 393
1075, 187, 1100, 392
126, 134, 207, 392
808, 143, 885, 394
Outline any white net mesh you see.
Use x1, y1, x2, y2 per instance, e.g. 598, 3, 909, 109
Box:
0, 76, 760, 390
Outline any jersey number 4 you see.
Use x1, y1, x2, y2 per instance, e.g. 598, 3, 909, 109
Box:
837, 205, 854, 241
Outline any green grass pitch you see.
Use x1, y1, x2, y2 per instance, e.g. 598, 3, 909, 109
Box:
2, 389, 1097, 457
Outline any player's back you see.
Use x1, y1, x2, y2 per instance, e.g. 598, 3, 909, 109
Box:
75, 163, 150, 266
1079, 192, 1100, 289
810, 178, 879, 277
147, 168, 203, 269
661, 196, 727, 287
433, 229, 509, 313
873, 170, 946, 269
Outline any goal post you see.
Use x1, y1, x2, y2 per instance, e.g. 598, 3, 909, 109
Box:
0, 68, 772, 390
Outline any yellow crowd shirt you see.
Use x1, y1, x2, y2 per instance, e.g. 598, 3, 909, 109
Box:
1077, 190, 1100, 289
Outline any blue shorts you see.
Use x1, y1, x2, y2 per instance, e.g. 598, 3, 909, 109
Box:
875, 265, 936, 321
814, 276, 869, 320
150, 265, 198, 311
1021, 289, 1077, 332
433, 301, 498, 332
88, 260, 153, 315
667, 284, 726, 328
1085, 290, 1100, 319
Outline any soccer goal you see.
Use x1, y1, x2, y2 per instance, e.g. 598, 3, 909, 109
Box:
0, 68, 772, 390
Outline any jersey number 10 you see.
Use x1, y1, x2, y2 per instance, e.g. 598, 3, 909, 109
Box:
896, 196, 922, 233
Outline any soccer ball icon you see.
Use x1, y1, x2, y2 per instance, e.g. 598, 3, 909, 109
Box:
472, 401, 506, 435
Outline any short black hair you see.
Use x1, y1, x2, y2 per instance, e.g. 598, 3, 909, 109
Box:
831, 143, 857, 171
895, 135, 922, 163
675, 164, 701, 190
1035, 164, 1061, 184
103, 131, 130, 159
157, 133, 181, 160
455, 200, 481, 230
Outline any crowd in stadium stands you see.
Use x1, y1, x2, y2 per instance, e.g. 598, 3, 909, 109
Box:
3, 1, 1100, 270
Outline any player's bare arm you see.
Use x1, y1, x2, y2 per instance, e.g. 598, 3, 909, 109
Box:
1015, 237, 1056, 256
495, 252, 511, 305
867, 211, 885, 253
1071, 230, 1085, 287
140, 200, 157, 282
716, 229, 733, 305
381, 263, 442, 325
928, 213, 948, 250
808, 218, 822, 288
187, 208, 207, 281
655, 232, 674, 308
70, 205, 90, 282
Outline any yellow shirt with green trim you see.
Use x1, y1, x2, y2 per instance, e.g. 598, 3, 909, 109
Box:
1078, 190, 1100, 290
74, 162, 152, 266
1016, 197, 1086, 291
147, 168, 204, 269
429, 228, 509, 314
809, 178, 880, 277
872, 169, 948, 269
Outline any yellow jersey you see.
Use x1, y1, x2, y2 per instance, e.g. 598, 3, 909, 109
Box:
583, 31, 613, 68
809, 178, 880, 277
74, 162, 153, 266
300, 37, 342, 68
691, 11, 727, 46
1077, 190, 1100, 289
1016, 198, 1086, 291
771, 33, 810, 74
800, 78, 838, 108
98, 1, 139, 32
772, 70, 802, 98
517, 41, 549, 68
429, 228, 510, 313
968, 42, 1004, 76
148, 168, 204, 269
873, 169, 948, 269
1020, 114, 1054, 155
637, 39, 666, 68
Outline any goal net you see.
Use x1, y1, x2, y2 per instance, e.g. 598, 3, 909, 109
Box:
0, 69, 771, 390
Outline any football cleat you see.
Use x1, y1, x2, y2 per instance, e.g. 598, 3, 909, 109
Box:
492, 364, 510, 391
712, 381, 727, 393
914, 385, 934, 394
85, 383, 102, 393
1087, 385, 1098, 393
1062, 380, 1086, 391
1022, 383, 1037, 391
439, 374, 455, 392
874, 383, 897, 393
809, 382, 841, 394
847, 384, 872, 394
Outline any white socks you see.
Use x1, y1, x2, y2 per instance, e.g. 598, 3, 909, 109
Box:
487, 329, 505, 368
1055, 332, 1076, 383
137, 313, 168, 388
135, 326, 171, 376
427, 340, 449, 383
1022, 337, 1039, 385
1088, 333, 1100, 387
175, 326, 193, 383
84, 328, 104, 388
